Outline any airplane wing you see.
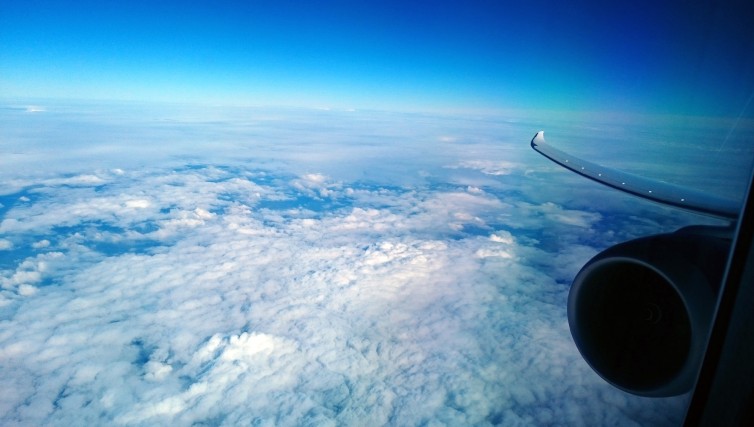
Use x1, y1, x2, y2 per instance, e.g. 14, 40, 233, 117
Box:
530, 131, 740, 220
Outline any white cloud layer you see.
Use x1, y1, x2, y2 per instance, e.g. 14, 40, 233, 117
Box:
0, 104, 732, 426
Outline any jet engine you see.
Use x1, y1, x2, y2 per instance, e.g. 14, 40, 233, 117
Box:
567, 226, 731, 397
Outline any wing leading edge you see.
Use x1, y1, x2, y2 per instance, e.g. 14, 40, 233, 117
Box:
530, 131, 740, 220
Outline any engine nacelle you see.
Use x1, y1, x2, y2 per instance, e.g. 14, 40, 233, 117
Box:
568, 227, 731, 397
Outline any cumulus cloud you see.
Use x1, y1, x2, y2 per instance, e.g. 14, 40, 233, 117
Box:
32, 239, 50, 249
453, 159, 521, 176
0, 105, 718, 426
290, 172, 342, 198
44, 174, 107, 186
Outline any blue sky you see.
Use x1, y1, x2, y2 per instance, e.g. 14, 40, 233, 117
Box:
2, 0, 753, 115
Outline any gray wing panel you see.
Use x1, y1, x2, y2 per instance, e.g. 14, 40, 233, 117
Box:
530, 131, 740, 220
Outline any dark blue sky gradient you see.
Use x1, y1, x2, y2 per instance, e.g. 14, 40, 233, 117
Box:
1, 0, 753, 115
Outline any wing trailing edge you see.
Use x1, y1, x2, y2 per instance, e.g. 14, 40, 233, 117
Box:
530, 131, 740, 220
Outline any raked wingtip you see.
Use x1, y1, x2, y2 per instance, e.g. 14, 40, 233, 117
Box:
531, 130, 545, 148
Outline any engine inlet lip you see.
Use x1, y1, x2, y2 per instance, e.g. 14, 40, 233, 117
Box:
568, 252, 714, 397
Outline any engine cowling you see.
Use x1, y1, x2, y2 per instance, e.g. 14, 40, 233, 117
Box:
568, 227, 731, 397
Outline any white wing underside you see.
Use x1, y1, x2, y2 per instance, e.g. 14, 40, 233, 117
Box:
530, 131, 740, 220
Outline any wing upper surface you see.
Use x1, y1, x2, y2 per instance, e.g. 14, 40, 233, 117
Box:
530, 131, 740, 220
